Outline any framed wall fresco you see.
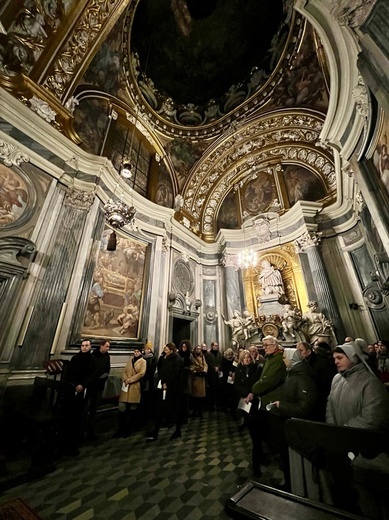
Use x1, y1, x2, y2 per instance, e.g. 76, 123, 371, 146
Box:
154, 163, 174, 208
241, 170, 276, 215
0, 162, 53, 237
81, 227, 148, 340
282, 164, 327, 206
370, 108, 389, 197
216, 189, 239, 230
73, 97, 110, 155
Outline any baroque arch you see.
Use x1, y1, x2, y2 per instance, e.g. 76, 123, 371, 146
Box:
182, 109, 336, 241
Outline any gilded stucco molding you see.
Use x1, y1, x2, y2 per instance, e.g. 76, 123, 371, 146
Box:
183, 110, 335, 239
43, 0, 125, 101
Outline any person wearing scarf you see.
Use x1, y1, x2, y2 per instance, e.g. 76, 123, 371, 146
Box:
114, 348, 146, 438
234, 350, 262, 432
139, 342, 157, 428
326, 343, 389, 430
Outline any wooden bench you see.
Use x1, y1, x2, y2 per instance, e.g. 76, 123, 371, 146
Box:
11, 377, 75, 469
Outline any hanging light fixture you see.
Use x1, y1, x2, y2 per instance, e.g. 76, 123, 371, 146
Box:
236, 217, 257, 270
120, 158, 133, 179
120, 109, 137, 180
237, 248, 258, 270
104, 199, 136, 228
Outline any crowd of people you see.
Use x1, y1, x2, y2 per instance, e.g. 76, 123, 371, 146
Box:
62, 334, 389, 513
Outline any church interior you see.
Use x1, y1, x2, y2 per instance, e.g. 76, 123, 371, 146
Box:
0, 0, 389, 518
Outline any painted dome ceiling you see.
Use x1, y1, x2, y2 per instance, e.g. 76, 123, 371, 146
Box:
131, 0, 284, 105
125, 0, 293, 133
69, 0, 332, 241
0, 0, 331, 242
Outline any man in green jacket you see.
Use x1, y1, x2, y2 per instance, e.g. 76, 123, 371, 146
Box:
246, 335, 286, 477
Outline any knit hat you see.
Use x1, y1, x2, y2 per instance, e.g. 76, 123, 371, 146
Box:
333, 344, 359, 364
144, 341, 153, 353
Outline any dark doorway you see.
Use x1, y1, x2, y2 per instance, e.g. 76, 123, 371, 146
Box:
172, 317, 191, 347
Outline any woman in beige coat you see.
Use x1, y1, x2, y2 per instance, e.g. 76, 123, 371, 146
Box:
113, 348, 146, 437
190, 345, 208, 418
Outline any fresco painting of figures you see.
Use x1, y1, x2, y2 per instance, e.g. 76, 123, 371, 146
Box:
81, 228, 147, 339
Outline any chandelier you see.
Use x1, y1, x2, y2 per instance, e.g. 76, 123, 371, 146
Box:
237, 248, 258, 270
103, 199, 136, 228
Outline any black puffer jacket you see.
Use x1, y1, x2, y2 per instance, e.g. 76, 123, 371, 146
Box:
276, 362, 317, 419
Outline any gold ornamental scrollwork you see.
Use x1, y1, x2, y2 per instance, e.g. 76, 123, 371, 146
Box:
43, 0, 123, 101
183, 109, 335, 240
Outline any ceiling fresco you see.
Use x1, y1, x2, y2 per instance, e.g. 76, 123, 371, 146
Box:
131, 0, 284, 105
0, 0, 333, 242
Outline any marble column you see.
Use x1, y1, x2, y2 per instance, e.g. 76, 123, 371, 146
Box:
14, 188, 95, 369
295, 231, 345, 342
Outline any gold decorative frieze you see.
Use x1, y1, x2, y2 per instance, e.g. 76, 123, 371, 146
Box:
182, 110, 335, 239
43, 0, 122, 100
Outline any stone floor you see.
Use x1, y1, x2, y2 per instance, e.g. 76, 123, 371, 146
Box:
0, 410, 284, 520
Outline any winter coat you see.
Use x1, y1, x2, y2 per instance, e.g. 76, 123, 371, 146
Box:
252, 351, 286, 407
326, 363, 389, 431
85, 349, 111, 393
159, 352, 184, 393
234, 362, 262, 398
276, 362, 317, 419
307, 349, 337, 420
206, 350, 223, 371
143, 353, 157, 392
190, 353, 208, 398
66, 351, 93, 388
158, 352, 184, 418
119, 356, 147, 404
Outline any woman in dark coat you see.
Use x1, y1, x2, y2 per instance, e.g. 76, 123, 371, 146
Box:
146, 343, 184, 441
234, 350, 262, 431
140, 341, 157, 427
220, 348, 238, 417
178, 340, 192, 423
268, 348, 318, 490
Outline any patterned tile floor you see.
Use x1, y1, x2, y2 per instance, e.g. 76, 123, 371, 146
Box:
0, 410, 283, 520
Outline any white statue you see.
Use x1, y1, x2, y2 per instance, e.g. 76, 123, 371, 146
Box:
281, 304, 300, 339
259, 259, 285, 297
302, 301, 333, 344
242, 310, 256, 340
222, 310, 245, 344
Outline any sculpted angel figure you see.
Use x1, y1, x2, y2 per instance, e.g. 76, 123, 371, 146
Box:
281, 304, 301, 339
302, 300, 333, 343
222, 310, 245, 344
